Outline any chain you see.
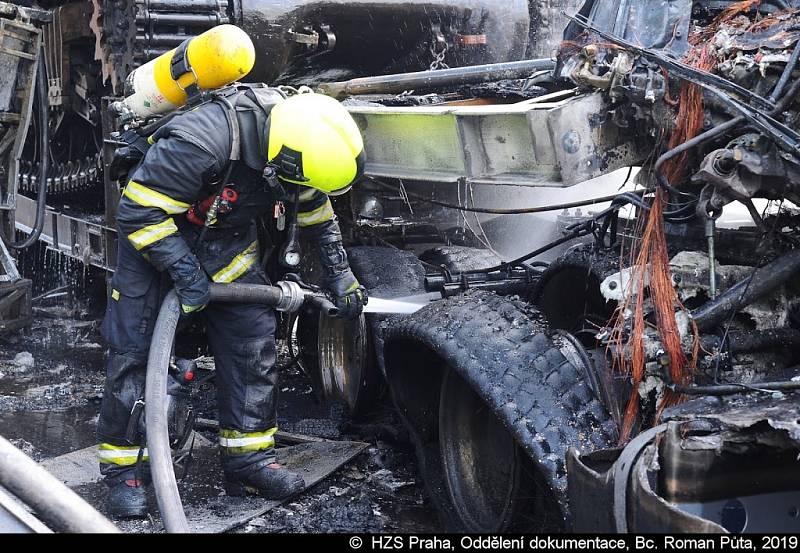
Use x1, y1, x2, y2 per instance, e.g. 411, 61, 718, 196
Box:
429, 40, 450, 71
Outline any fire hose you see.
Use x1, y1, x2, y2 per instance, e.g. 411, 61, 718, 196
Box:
145, 281, 338, 533
0, 435, 119, 533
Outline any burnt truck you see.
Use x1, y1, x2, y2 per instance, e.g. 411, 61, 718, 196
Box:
326, 0, 800, 533
3, 0, 800, 535
0, 0, 541, 277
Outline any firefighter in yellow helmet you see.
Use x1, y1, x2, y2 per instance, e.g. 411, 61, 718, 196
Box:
98, 85, 367, 518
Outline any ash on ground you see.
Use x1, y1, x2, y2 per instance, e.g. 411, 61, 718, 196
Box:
236, 442, 434, 534
0, 295, 439, 533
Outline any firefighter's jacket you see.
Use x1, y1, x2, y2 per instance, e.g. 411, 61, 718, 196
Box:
117, 87, 352, 292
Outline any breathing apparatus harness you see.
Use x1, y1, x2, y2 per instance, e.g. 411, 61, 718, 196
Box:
109, 82, 305, 267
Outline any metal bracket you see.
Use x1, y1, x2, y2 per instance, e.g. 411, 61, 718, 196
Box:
612, 424, 668, 533
286, 27, 319, 47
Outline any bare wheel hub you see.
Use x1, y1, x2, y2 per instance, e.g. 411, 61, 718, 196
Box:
316, 313, 371, 411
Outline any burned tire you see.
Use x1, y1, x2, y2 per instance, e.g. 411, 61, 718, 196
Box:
419, 245, 502, 272
308, 246, 426, 418
382, 291, 617, 531
439, 368, 534, 532
531, 244, 619, 344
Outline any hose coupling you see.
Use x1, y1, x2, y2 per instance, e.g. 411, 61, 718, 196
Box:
275, 280, 305, 313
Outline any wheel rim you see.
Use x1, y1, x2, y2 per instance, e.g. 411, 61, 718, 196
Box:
316, 313, 370, 411
439, 368, 527, 532
532, 264, 611, 346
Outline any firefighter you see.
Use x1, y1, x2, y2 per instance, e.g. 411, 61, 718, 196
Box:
97, 87, 368, 518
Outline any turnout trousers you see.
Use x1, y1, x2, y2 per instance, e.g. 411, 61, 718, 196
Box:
97, 235, 280, 485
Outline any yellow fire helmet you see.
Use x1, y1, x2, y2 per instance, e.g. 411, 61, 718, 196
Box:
267, 92, 365, 196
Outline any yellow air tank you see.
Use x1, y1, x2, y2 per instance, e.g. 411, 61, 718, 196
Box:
120, 24, 255, 118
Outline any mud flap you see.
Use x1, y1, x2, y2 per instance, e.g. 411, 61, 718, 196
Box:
41, 435, 367, 533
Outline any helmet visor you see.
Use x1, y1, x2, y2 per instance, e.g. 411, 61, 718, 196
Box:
327, 184, 353, 197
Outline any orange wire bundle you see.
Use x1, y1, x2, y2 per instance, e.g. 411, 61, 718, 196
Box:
609, 2, 763, 440
614, 191, 700, 443
661, 46, 716, 183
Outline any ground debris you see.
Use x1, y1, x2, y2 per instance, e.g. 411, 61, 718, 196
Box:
368, 468, 415, 493
1, 300, 438, 533
248, 517, 267, 527
11, 351, 34, 371
23, 382, 73, 400
9, 438, 39, 460
329, 485, 350, 497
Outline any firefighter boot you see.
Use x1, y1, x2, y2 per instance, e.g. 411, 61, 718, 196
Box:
224, 460, 305, 499
106, 479, 148, 519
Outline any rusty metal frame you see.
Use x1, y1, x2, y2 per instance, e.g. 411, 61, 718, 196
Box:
0, 16, 41, 211
346, 90, 647, 188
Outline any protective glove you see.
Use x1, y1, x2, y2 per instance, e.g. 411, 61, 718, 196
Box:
328, 271, 368, 320
166, 255, 211, 314
314, 233, 367, 319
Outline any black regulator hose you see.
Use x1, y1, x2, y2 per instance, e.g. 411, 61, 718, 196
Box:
8, 48, 49, 250
145, 282, 336, 533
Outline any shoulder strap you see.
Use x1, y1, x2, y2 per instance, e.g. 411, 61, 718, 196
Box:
213, 94, 241, 162
225, 85, 286, 172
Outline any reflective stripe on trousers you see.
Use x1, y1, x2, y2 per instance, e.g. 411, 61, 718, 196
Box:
97, 443, 149, 466
219, 427, 277, 455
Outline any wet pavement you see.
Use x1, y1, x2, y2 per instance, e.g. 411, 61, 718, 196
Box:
0, 292, 440, 533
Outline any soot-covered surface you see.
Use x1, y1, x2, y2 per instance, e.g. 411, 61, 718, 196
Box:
0, 294, 439, 533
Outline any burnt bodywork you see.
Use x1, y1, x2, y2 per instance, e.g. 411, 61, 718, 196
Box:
569, 396, 800, 532
97, 0, 531, 92
1, 0, 539, 273
547, 0, 800, 533
11, 0, 532, 201
285, 1, 800, 530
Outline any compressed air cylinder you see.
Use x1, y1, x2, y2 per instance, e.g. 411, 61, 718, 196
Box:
120, 24, 256, 118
